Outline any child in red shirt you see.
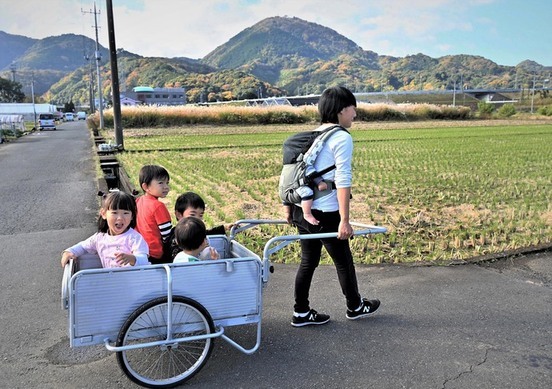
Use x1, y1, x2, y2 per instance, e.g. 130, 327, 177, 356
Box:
135, 165, 172, 264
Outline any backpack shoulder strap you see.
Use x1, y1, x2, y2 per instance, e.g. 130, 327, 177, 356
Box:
303, 125, 347, 164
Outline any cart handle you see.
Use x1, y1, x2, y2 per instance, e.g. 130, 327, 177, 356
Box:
61, 258, 75, 310
229, 219, 289, 240
261, 222, 387, 283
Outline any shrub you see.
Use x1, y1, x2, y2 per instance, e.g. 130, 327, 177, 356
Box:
93, 102, 476, 129
477, 101, 494, 117
537, 105, 552, 116
356, 104, 406, 121
497, 104, 516, 118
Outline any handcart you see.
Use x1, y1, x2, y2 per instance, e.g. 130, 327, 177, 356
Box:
61, 220, 386, 388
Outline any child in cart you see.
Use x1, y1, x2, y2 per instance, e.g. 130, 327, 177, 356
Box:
172, 217, 219, 263
60, 191, 149, 268
135, 165, 172, 264
167, 192, 232, 261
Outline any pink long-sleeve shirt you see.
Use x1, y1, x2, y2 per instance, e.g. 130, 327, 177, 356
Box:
65, 228, 150, 268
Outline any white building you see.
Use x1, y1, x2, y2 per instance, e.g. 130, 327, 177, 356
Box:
0, 103, 58, 122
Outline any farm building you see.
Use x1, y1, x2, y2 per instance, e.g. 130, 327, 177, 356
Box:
0, 103, 58, 122
123, 86, 186, 106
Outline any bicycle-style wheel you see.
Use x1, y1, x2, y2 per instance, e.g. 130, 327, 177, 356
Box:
116, 296, 215, 388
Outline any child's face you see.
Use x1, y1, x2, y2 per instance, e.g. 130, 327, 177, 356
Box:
182, 207, 205, 220
143, 177, 170, 198
101, 208, 133, 235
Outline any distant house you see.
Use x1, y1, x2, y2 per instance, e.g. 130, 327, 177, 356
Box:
120, 96, 140, 106
473, 92, 516, 105
124, 86, 186, 106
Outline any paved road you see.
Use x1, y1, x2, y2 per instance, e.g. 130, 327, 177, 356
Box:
0, 122, 550, 389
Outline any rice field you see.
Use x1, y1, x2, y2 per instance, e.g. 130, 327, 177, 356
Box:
108, 120, 552, 264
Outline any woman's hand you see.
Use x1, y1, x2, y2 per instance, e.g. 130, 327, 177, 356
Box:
337, 220, 353, 240
283, 205, 293, 224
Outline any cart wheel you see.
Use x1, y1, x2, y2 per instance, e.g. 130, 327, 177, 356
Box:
116, 296, 215, 388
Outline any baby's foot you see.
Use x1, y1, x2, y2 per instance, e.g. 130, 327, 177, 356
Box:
303, 213, 320, 225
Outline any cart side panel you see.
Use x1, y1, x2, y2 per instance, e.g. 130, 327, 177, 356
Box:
69, 243, 262, 347
70, 267, 167, 347
172, 257, 262, 328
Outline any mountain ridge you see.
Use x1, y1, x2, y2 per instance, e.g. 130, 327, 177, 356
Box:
1, 16, 550, 104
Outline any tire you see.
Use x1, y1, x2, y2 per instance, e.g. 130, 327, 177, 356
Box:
116, 296, 215, 388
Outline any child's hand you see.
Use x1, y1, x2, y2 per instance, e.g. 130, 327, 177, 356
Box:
61, 251, 76, 268
224, 223, 234, 232
318, 181, 328, 191
115, 252, 136, 266
208, 247, 220, 260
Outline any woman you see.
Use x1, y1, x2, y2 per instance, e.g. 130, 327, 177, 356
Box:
287, 86, 380, 327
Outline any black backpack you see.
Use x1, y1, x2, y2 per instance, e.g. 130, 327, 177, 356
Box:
278, 125, 346, 204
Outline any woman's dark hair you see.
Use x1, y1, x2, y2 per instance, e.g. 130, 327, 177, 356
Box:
175, 192, 206, 214
318, 86, 357, 124
174, 217, 206, 251
138, 165, 170, 192
98, 191, 137, 232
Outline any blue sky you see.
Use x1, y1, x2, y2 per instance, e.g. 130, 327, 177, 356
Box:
1, 0, 550, 66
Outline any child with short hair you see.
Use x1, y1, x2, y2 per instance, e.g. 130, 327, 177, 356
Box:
168, 191, 230, 260
173, 217, 219, 263
135, 165, 172, 264
60, 191, 149, 268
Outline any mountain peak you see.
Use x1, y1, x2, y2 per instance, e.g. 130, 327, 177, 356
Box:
202, 16, 362, 70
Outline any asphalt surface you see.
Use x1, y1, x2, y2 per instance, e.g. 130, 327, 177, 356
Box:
0, 121, 550, 389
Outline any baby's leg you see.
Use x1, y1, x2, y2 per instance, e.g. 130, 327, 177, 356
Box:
301, 200, 319, 225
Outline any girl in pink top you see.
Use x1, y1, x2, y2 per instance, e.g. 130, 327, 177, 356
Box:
60, 191, 149, 268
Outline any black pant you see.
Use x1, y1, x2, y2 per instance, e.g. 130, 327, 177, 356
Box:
291, 206, 362, 313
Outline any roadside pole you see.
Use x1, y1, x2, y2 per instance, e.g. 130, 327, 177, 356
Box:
106, 0, 124, 149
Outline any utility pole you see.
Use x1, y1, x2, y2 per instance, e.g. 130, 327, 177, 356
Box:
9, 62, 16, 82
106, 0, 124, 149
530, 73, 536, 114
452, 78, 456, 107
83, 2, 104, 129
84, 53, 95, 113
31, 73, 37, 130
9, 62, 17, 102
82, 35, 95, 113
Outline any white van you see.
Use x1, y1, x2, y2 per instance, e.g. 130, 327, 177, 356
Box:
77, 111, 86, 120
65, 112, 74, 121
38, 113, 56, 130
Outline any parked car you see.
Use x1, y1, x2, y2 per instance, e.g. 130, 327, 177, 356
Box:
65, 112, 74, 121
38, 113, 56, 131
77, 111, 86, 120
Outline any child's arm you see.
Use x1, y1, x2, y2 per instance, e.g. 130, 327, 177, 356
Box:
115, 230, 150, 266
114, 252, 137, 266
206, 225, 226, 235
124, 234, 150, 266
60, 235, 98, 268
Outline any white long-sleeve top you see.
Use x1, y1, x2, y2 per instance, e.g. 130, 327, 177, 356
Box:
65, 228, 150, 268
309, 125, 353, 212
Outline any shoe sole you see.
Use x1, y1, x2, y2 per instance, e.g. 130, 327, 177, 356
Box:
345, 312, 376, 320
291, 318, 330, 327
346, 304, 380, 320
